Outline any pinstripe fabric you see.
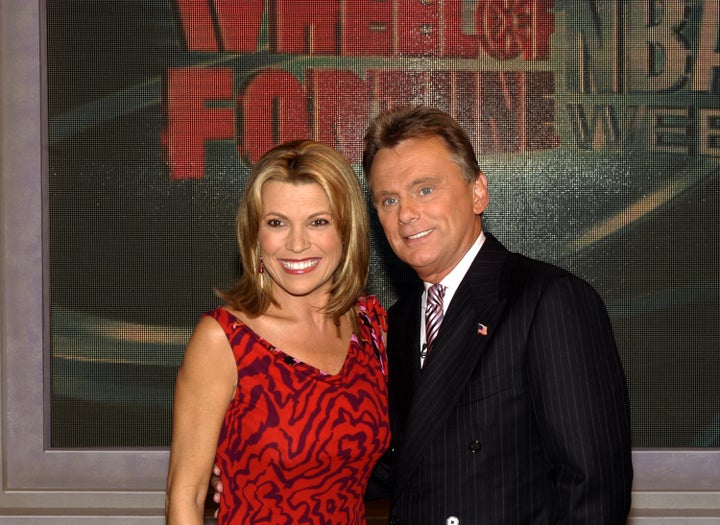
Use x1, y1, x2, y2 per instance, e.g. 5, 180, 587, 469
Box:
383, 233, 633, 525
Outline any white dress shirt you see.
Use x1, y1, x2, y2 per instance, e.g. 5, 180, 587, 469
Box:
419, 231, 486, 367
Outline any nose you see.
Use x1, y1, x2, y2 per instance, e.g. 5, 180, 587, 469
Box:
286, 225, 310, 252
398, 199, 419, 225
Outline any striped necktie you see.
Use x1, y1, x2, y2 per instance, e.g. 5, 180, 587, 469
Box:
425, 283, 446, 354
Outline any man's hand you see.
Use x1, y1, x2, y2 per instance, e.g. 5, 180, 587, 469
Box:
210, 464, 224, 518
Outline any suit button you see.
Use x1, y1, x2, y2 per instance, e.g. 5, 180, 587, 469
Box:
446, 517, 460, 525
469, 440, 481, 453
389, 516, 401, 525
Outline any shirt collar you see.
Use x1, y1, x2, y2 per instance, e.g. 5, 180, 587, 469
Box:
424, 231, 486, 312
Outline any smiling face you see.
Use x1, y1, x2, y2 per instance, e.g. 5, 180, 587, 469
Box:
257, 180, 343, 301
368, 136, 488, 283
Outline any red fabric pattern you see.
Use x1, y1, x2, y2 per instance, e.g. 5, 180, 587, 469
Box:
206, 295, 390, 524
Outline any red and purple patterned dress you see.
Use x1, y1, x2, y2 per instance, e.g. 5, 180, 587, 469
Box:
206, 295, 390, 525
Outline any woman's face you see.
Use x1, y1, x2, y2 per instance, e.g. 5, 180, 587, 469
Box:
257, 180, 343, 302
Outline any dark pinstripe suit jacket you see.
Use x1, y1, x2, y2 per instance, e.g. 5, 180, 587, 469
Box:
373, 233, 633, 525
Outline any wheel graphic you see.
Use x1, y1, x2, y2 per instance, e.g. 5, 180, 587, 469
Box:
476, 0, 532, 60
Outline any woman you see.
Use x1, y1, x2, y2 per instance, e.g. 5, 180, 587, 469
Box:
165, 140, 390, 524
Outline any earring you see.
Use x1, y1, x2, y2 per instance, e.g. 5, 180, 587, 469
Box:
258, 256, 265, 274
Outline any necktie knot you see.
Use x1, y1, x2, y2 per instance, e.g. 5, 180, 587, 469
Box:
425, 284, 446, 355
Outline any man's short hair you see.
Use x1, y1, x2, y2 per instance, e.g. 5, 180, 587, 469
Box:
363, 105, 481, 184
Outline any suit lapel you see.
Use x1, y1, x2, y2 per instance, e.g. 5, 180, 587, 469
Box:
387, 289, 424, 424
393, 234, 510, 491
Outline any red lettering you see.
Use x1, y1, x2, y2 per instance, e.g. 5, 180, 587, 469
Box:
215, 0, 264, 52
307, 69, 370, 163
163, 67, 235, 180
174, 0, 553, 60
362, 68, 558, 154
451, 71, 482, 146
270, 0, 339, 54
442, 0, 478, 58
397, 0, 440, 56
239, 69, 310, 162
529, 0, 553, 60
475, 0, 554, 61
341, 1, 393, 56
478, 71, 522, 152
367, 69, 427, 111
526, 71, 560, 149
161, 64, 559, 180
173, 0, 218, 51
424, 71, 454, 115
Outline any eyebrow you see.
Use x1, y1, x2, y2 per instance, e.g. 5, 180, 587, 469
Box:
408, 176, 441, 187
372, 175, 441, 197
262, 210, 333, 220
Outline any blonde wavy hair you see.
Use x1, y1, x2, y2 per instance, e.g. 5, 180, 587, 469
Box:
218, 140, 369, 322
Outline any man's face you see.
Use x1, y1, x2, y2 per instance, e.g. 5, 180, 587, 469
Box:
368, 136, 488, 283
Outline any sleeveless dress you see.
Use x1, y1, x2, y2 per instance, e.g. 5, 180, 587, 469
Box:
206, 295, 390, 525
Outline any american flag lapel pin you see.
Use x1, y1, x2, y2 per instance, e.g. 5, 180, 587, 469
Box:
477, 323, 488, 336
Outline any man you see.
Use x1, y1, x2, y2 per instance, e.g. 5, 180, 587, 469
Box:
213, 105, 633, 523
362, 105, 632, 524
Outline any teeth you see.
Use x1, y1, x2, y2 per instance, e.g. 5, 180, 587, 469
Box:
282, 259, 318, 270
408, 229, 433, 240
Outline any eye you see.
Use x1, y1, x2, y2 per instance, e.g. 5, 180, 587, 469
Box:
418, 186, 433, 197
266, 218, 284, 227
380, 196, 398, 207
310, 217, 331, 227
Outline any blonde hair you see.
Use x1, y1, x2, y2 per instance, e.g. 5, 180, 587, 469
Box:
218, 140, 369, 321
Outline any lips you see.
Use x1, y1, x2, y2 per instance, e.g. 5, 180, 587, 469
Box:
406, 228, 434, 240
280, 258, 319, 272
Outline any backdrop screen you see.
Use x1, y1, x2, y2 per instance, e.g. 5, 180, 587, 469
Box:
47, 0, 719, 447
